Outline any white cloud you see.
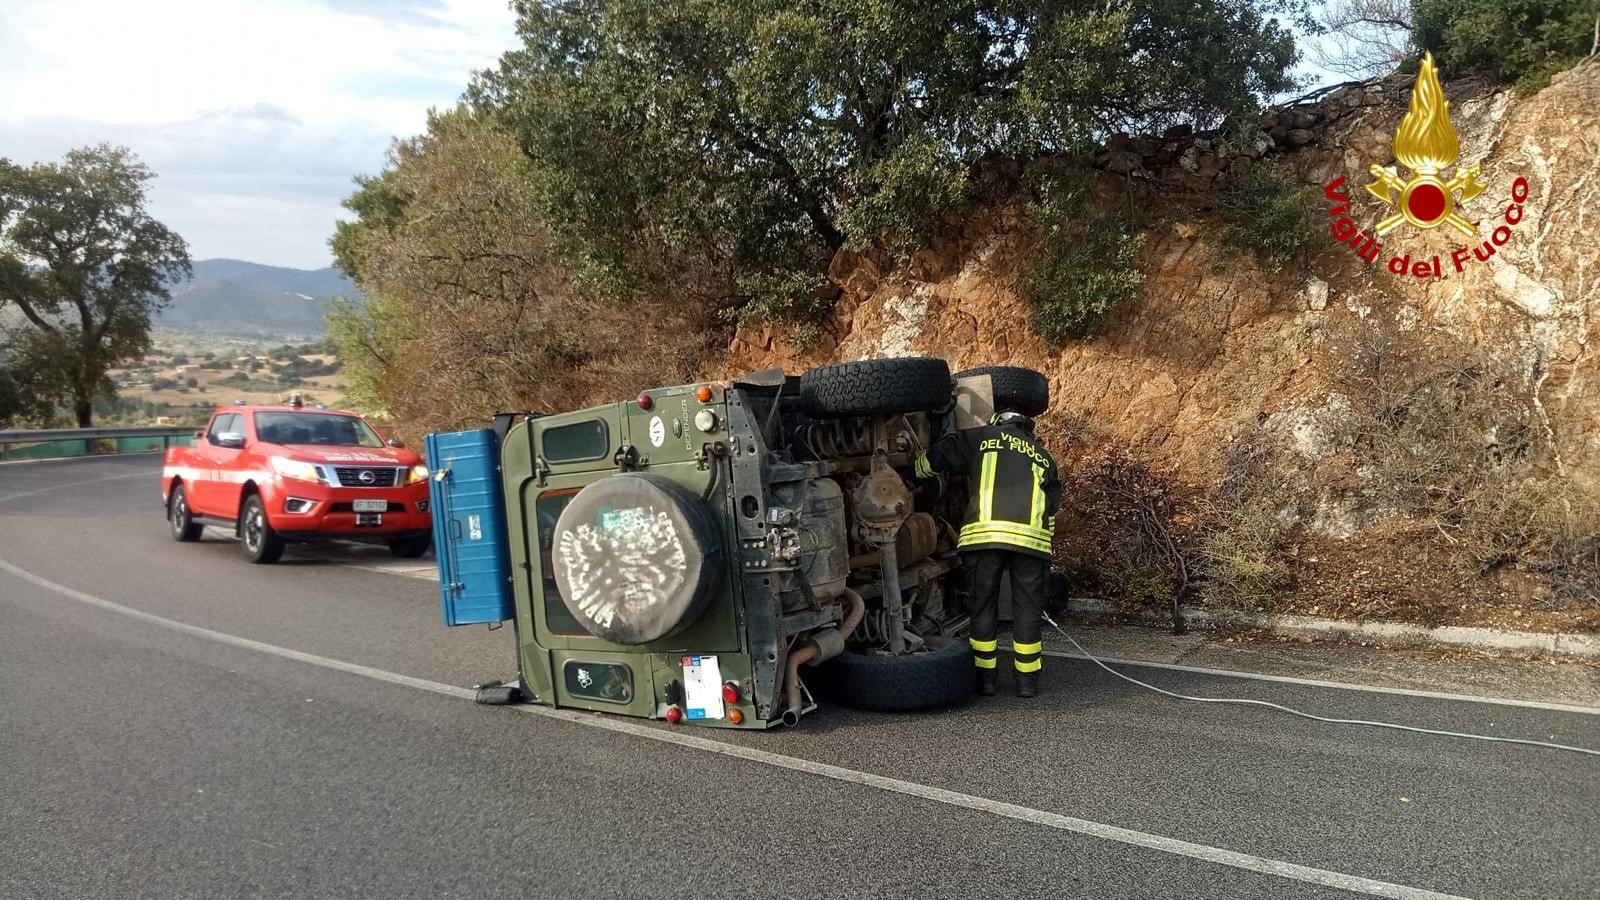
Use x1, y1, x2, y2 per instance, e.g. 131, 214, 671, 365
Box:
0, 0, 517, 269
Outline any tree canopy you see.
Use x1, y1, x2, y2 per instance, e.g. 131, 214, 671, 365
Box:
471, 0, 1305, 332
330, 108, 719, 435
1414, 0, 1598, 91
0, 145, 190, 426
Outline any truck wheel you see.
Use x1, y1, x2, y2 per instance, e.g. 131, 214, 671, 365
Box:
168, 484, 203, 542
799, 357, 952, 418
388, 534, 433, 559
240, 494, 286, 564
953, 365, 1050, 417
550, 473, 722, 645
811, 635, 973, 711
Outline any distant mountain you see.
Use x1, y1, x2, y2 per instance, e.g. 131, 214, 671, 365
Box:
157, 259, 362, 338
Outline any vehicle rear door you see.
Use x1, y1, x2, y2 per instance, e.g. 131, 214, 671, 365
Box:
528, 397, 739, 655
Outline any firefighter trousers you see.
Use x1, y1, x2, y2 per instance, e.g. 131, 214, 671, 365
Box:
965, 549, 1047, 674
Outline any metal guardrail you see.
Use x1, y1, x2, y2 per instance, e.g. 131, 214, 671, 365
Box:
0, 426, 199, 461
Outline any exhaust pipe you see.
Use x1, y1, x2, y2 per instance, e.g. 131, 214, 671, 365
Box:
782, 588, 864, 726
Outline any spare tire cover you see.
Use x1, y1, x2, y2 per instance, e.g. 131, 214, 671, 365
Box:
551, 473, 721, 645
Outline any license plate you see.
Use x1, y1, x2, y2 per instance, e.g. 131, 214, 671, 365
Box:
353, 499, 388, 513
356, 513, 383, 526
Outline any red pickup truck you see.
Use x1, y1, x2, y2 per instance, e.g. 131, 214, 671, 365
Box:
162, 400, 432, 563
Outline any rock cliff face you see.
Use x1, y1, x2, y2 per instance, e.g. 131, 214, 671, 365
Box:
725, 61, 1599, 490
720, 61, 1600, 626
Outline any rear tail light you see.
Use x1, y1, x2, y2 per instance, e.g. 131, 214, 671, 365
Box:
721, 682, 740, 704
665, 706, 683, 725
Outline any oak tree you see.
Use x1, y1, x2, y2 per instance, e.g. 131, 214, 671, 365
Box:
0, 145, 191, 427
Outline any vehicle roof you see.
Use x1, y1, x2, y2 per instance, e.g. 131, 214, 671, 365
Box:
211, 405, 366, 416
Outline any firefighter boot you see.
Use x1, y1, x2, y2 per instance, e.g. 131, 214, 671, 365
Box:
1015, 671, 1038, 698
976, 668, 997, 696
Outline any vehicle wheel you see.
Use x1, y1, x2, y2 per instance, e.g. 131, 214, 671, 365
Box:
550, 473, 722, 645
953, 365, 1050, 417
798, 357, 952, 419
168, 484, 203, 542
388, 534, 432, 559
810, 635, 974, 712
240, 494, 286, 564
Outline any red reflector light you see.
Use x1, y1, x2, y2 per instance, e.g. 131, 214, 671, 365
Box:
721, 682, 740, 704
637, 393, 653, 410
665, 705, 683, 724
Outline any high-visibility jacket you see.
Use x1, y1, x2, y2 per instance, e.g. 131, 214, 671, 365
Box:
915, 423, 1061, 558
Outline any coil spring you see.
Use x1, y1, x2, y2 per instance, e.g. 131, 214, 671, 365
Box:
855, 607, 887, 646
801, 418, 874, 457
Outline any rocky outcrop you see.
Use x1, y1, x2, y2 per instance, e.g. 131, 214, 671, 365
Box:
725, 61, 1600, 496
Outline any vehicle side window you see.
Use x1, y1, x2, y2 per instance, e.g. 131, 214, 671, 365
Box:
541, 419, 609, 463
206, 413, 239, 445
536, 489, 587, 635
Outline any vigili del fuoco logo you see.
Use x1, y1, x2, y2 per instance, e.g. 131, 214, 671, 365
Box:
1322, 52, 1531, 280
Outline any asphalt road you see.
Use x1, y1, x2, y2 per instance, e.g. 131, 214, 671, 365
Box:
2, 456, 1597, 899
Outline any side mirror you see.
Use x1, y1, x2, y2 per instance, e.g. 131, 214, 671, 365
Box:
386, 436, 405, 448
215, 432, 246, 449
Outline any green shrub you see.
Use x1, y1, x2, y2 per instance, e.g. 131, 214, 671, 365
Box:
1215, 166, 1321, 273
1061, 444, 1198, 624
726, 270, 833, 351
1199, 438, 1292, 613
837, 135, 970, 261
1414, 0, 1596, 92
1024, 171, 1145, 341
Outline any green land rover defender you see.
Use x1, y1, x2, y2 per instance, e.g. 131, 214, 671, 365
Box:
425, 357, 1050, 728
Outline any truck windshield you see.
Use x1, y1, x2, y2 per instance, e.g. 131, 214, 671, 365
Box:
255, 412, 384, 448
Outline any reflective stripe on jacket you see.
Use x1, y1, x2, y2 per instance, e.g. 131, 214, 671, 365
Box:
916, 423, 1061, 559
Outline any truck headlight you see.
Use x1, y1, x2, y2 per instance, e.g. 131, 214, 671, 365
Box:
406, 464, 429, 485
271, 457, 324, 484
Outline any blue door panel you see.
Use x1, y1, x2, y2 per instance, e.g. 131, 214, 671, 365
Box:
425, 429, 514, 626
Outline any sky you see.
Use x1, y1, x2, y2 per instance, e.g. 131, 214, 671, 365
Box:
0, 1, 1348, 273
0, 0, 518, 270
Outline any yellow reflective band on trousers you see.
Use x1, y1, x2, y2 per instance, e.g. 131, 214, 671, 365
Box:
977, 451, 997, 522
1012, 641, 1042, 655
1014, 657, 1042, 673
914, 452, 934, 479
970, 636, 999, 669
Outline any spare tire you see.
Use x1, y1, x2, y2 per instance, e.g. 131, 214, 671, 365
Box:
953, 365, 1050, 417
799, 357, 952, 418
809, 636, 973, 711
551, 473, 721, 645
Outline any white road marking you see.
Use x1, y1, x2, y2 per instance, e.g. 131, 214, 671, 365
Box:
0, 470, 151, 505
1022, 646, 1600, 717
0, 556, 1472, 900
0, 451, 164, 468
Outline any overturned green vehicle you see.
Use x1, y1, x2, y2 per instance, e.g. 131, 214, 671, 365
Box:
425, 357, 1050, 728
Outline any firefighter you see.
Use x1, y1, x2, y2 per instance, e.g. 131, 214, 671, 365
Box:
915, 410, 1060, 697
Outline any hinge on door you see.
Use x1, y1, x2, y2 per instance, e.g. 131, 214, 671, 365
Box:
613, 442, 641, 471
535, 455, 551, 486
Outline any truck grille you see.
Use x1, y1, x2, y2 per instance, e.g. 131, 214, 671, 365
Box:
334, 466, 401, 487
